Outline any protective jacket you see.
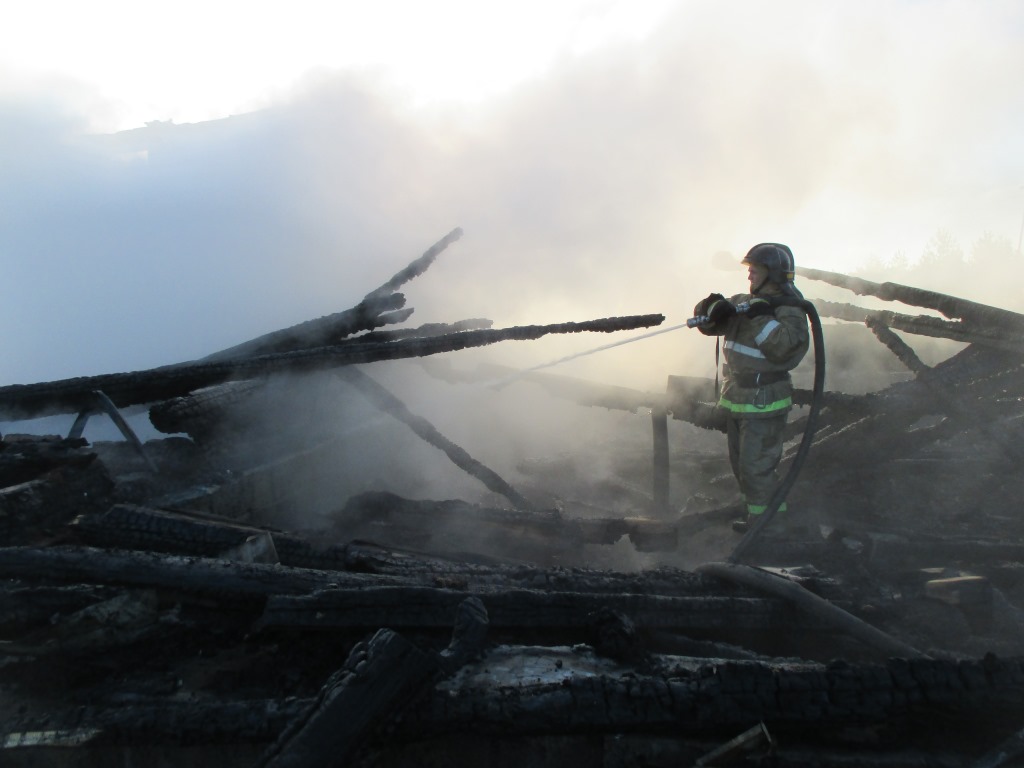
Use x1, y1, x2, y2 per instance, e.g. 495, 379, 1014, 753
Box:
693, 292, 809, 418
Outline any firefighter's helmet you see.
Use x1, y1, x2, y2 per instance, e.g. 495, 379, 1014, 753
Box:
742, 243, 796, 289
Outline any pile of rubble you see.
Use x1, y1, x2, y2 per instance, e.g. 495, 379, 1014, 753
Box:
4, 231, 1024, 767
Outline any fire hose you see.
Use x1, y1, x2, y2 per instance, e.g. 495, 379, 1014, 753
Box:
688, 297, 826, 563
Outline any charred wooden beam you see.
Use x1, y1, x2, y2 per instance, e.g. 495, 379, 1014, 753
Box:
254, 631, 438, 768
651, 405, 669, 515
800, 266, 1024, 331
256, 596, 486, 768
336, 318, 493, 346
0, 583, 123, 633
148, 380, 267, 439
865, 318, 930, 375
362, 227, 463, 302
202, 228, 463, 363
0, 545, 403, 598
255, 585, 826, 635
397, 651, 1024, 743
0, 435, 96, 489
69, 504, 322, 564
813, 300, 1023, 350
2, 588, 161, 657
151, 327, 491, 439
68, 390, 157, 472
1, 698, 305, 751
1, 463, 114, 546
10, 654, 1024, 760
0, 314, 665, 422
329, 539, 719, 595
333, 367, 535, 511
201, 292, 409, 363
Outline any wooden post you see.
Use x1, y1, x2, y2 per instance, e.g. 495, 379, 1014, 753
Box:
651, 405, 669, 516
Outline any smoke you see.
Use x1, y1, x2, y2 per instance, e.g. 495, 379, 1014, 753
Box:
2, 2, 1023, 532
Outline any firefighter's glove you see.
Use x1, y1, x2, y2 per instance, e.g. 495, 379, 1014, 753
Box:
707, 298, 737, 324
744, 298, 775, 319
696, 292, 725, 316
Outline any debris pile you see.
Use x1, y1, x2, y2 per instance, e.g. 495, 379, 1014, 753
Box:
4, 233, 1024, 767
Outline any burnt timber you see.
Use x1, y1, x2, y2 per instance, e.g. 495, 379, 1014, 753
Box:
4, 235, 1024, 766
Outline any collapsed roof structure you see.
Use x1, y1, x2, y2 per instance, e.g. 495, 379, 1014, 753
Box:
4, 230, 1024, 767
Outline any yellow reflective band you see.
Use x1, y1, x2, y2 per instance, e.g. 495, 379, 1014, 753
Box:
719, 396, 792, 413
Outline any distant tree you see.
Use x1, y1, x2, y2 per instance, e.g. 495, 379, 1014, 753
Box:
969, 232, 1015, 266
919, 230, 964, 269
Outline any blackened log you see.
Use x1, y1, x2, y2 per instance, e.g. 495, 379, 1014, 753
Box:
200, 292, 409, 363
336, 540, 722, 596
3, 589, 161, 657
865, 318, 930, 374
10, 655, 1024, 760
2, 699, 306, 750
69, 390, 157, 472
9, 654, 1023, 762
335, 318, 492, 346
203, 228, 462, 363
651, 405, 669, 515
70, 504, 286, 559
814, 300, 1024, 353
0, 314, 665, 422
0, 435, 96, 489
255, 629, 441, 768
362, 227, 463, 301
256, 597, 486, 768
0, 545, 402, 598
334, 367, 534, 511
0, 583, 124, 633
1, 463, 114, 546
397, 651, 1024, 743
800, 266, 1024, 331
256, 585, 825, 635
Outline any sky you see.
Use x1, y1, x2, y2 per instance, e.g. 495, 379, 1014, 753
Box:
2, 0, 1024, 399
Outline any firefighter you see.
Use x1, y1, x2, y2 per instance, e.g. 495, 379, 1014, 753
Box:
693, 243, 810, 533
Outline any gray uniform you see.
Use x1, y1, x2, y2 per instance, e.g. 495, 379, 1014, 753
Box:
694, 291, 809, 515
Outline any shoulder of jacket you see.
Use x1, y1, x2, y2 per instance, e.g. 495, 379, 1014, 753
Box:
775, 304, 808, 318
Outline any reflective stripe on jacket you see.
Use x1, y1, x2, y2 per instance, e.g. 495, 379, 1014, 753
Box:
693, 292, 809, 418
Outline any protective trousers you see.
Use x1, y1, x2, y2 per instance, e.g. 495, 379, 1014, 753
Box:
726, 412, 788, 516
